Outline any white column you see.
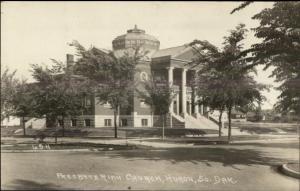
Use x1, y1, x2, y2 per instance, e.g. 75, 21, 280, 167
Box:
167, 67, 174, 114
193, 70, 199, 117
168, 67, 174, 86
176, 93, 180, 115
194, 95, 199, 118
207, 106, 210, 118
181, 68, 187, 117
200, 97, 204, 115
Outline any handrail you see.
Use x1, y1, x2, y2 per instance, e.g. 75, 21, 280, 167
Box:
208, 116, 219, 125
172, 113, 185, 122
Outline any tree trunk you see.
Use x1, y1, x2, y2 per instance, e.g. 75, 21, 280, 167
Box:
151, 110, 154, 128
114, 107, 118, 138
55, 119, 58, 144
162, 114, 165, 140
117, 105, 121, 128
218, 111, 223, 138
22, 116, 26, 136
227, 107, 232, 143
62, 116, 65, 137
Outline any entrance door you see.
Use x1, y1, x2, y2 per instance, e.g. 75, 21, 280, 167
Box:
186, 101, 190, 114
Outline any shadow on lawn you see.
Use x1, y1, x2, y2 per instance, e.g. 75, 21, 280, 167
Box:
92, 147, 295, 170
123, 128, 218, 138
4, 179, 71, 190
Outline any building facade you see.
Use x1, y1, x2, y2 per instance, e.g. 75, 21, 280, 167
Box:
63, 25, 221, 130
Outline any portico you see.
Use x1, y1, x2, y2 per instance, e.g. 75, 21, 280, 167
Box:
166, 66, 203, 119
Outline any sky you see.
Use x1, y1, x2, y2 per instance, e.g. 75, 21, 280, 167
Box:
1, 1, 279, 109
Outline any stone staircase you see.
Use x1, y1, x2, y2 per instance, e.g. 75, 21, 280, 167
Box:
153, 114, 185, 128
170, 114, 185, 128
186, 114, 250, 135
185, 114, 219, 129
169, 113, 219, 130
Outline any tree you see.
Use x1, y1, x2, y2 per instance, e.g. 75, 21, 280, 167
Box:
194, 69, 226, 138
31, 61, 88, 142
137, 76, 175, 139
71, 41, 143, 138
10, 80, 34, 136
190, 24, 267, 142
1, 68, 19, 123
1, 68, 37, 135
232, 2, 300, 116
251, 2, 300, 115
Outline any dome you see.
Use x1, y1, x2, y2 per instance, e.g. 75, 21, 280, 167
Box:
112, 25, 160, 51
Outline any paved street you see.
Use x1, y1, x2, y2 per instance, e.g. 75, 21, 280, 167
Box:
2, 140, 299, 190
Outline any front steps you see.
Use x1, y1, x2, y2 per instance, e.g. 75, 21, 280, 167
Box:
166, 113, 219, 130
186, 115, 219, 129
153, 114, 185, 128
154, 113, 250, 136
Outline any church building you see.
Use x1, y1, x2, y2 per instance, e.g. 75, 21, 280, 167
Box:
64, 25, 223, 129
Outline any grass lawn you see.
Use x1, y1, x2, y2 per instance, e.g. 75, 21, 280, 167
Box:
228, 122, 300, 134
143, 135, 299, 146
1, 126, 219, 138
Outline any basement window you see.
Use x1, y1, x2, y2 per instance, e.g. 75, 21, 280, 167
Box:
104, 119, 112, 127
84, 119, 91, 127
141, 119, 148, 127
71, 119, 77, 127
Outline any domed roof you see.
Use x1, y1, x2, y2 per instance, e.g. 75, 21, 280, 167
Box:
114, 25, 159, 42
112, 25, 160, 51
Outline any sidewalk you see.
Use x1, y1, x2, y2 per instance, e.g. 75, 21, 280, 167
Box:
2, 135, 298, 150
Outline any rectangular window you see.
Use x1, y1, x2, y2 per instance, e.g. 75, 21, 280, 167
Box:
84, 119, 91, 127
71, 119, 77, 127
104, 119, 112, 127
121, 119, 128, 127
141, 119, 148, 127
58, 119, 64, 127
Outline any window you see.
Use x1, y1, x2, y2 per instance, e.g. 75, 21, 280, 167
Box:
141, 119, 148, 127
71, 119, 77, 127
121, 119, 128, 127
104, 119, 112, 127
84, 119, 91, 127
58, 120, 64, 127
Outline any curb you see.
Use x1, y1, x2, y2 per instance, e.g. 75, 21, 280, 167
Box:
0, 148, 122, 153
1, 149, 94, 153
280, 163, 300, 179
